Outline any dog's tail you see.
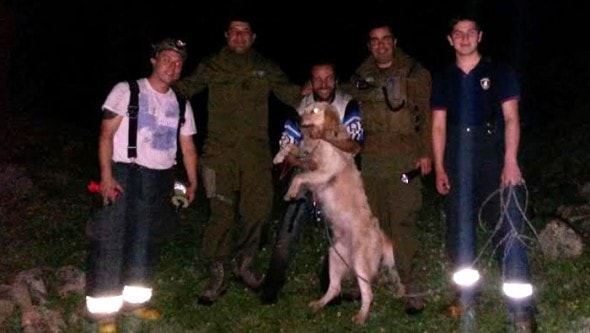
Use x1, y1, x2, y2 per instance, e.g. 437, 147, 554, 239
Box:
381, 232, 395, 269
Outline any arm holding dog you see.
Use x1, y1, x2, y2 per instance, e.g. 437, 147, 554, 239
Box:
321, 98, 363, 156
317, 124, 361, 156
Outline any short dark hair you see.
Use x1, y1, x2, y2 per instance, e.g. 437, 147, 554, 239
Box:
225, 9, 256, 32
309, 62, 337, 79
365, 19, 396, 40
447, 12, 482, 34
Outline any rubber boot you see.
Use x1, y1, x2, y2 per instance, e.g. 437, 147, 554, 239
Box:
233, 256, 263, 291
260, 259, 288, 304
403, 283, 425, 315
197, 261, 228, 306
510, 311, 537, 333
98, 320, 118, 333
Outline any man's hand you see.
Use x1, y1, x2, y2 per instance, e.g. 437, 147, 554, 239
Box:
186, 181, 197, 204
301, 81, 313, 96
416, 157, 433, 175
100, 177, 123, 205
501, 161, 523, 187
435, 169, 450, 195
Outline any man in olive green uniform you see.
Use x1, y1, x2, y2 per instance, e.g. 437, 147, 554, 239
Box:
175, 16, 301, 305
349, 23, 432, 314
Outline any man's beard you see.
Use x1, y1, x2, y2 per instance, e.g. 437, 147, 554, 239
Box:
313, 91, 335, 103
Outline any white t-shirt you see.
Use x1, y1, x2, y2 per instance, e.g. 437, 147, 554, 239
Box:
102, 78, 197, 170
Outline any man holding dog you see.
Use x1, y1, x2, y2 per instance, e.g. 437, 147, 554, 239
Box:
348, 21, 433, 315
260, 62, 363, 304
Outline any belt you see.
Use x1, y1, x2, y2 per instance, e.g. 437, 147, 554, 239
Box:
114, 161, 146, 170
113, 162, 172, 173
448, 122, 497, 136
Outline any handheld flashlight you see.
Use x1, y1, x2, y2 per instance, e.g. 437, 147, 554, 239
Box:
400, 167, 421, 184
171, 180, 189, 210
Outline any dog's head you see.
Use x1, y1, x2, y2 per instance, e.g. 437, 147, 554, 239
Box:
300, 102, 340, 137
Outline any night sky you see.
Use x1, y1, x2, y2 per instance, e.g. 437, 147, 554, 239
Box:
5, 0, 588, 131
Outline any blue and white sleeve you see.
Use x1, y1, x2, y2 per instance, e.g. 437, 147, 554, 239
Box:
343, 99, 364, 143
279, 117, 302, 149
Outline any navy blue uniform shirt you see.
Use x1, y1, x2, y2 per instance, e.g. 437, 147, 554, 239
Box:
430, 58, 520, 126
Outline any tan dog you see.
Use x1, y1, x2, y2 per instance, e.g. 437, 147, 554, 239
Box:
280, 102, 402, 324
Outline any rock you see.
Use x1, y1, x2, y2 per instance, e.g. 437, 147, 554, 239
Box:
56, 265, 85, 297
579, 182, 590, 201
557, 203, 590, 223
538, 219, 584, 260
14, 268, 48, 306
0, 299, 15, 325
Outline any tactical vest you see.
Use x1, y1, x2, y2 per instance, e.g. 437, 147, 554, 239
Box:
353, 60, 422, 136
352, 59, 419, 113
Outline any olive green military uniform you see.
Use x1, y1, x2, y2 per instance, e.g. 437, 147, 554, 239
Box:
176, 47, 300, 269
351, 48, 432, 288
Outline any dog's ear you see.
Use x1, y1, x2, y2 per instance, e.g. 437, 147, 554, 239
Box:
323, 105, 340, 133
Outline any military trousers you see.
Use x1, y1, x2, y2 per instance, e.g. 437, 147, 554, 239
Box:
362, 153, 423, 287
200, 144, 273, 264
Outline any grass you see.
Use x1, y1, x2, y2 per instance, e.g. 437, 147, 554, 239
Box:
1, 110, 590, 333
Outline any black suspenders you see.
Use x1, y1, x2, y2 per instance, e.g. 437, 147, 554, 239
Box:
127, 80, 140, 159
126, 80, 186, 159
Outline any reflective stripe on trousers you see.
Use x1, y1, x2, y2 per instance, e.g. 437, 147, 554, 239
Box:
444, 126, 534, 312
86, 163, 174, 297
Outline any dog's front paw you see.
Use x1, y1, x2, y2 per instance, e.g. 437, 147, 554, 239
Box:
284, 188, 298, 201
284, 178, 302, 200
273, 144, 297, 164
273, 150, 288, 164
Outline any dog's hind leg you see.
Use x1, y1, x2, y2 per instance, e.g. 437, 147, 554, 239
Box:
352, 246, 379, 324
308, 245, 349, 311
